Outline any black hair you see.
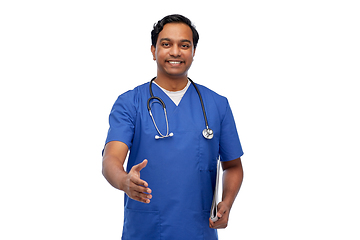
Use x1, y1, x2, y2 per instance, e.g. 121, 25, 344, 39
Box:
151, 14, 199, 49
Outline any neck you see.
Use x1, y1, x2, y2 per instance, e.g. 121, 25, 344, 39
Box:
154, 74, 189, 92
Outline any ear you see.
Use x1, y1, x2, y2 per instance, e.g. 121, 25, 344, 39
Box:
151, 45, 156, 61
193, 47, 196, 58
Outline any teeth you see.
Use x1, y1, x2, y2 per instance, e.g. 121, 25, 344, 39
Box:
169, 61, 181, 64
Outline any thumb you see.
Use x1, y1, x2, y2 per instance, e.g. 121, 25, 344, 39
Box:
132, 159, 148, 172
217, 202, 227, 218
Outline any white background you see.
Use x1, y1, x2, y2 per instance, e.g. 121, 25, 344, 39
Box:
1, 0, 359, 239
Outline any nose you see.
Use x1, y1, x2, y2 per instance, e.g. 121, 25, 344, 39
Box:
169, 44, 181, 57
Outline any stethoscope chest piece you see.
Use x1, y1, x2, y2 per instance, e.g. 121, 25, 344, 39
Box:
202, 128, 214, 140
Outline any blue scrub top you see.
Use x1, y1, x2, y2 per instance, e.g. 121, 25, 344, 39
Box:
105, 81, 243, 240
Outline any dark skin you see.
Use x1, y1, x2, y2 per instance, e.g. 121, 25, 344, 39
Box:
102, 22, 244, 229
102, 141, 153, 204
209, 158, 243, 229
150, 23, 195, 91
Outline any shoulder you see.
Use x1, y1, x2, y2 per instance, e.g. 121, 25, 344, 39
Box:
114, 82, 148, 105
111, 82, 149, 116
195, 83, 229, 106
117, 82, 148, 100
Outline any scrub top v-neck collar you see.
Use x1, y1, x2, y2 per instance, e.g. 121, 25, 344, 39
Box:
152, 80, 192, 109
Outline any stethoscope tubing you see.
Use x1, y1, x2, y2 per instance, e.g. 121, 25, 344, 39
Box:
147, 77, 213, 139
189, 78, 210, 130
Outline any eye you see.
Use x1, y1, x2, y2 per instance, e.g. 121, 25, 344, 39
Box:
161, 42, 170, 47
181, 44, 190, 49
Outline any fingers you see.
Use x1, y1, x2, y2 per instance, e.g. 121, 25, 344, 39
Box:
129, 159, 149, 187
129, 190, 152, 204
130, 160, 149, 187
209, 202, 230, 229
125, 159, 152, 203
126, 177, 152, 203
129, 173, 148, 188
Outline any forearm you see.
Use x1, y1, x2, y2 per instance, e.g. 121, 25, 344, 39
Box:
102, 155, 127, 191
102, 141, 129, 191
221, 159, 244, 209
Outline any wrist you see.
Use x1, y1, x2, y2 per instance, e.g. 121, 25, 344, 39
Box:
117, 170, 128, 191
221, 197, 234, 210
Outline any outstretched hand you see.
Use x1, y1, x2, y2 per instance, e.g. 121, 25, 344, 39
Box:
123, 159, 152, 203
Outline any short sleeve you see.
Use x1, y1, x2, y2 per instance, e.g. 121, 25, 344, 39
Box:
105, 90, 137, 149
219, 99, 244, 161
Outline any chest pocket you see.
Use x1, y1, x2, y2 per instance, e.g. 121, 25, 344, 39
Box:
198, 132, 220, 171
198, 133, 220, 211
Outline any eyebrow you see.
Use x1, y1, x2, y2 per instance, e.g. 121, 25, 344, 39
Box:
159, 38, 192, 44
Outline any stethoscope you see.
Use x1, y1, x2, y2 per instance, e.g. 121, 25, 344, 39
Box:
147, 77, 214, 140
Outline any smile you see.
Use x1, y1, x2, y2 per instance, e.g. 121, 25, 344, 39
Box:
167, 60, 183, 64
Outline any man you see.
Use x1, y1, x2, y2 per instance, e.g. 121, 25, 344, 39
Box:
102, 14, 244, 240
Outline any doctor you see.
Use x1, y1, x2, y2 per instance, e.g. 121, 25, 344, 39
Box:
102, 14, 244, 240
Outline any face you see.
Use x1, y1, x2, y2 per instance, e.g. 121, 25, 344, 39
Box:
151, 23, 196, 79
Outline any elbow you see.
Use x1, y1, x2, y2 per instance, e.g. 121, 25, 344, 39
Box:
239, 160, 244, 180
101, 157, 108, 178
240, 167, 244, 181
101, 166, 106, 178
